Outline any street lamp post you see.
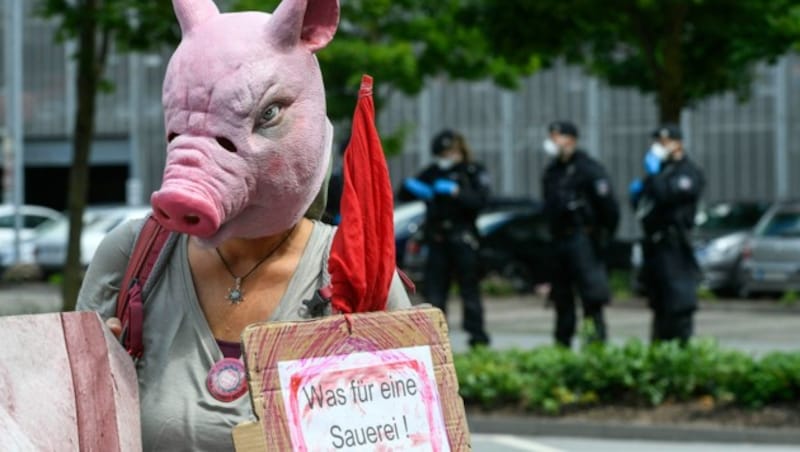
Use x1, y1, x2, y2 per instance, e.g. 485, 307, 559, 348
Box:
4, 0, 25, 264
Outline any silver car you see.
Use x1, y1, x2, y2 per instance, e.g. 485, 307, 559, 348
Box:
33, 205, 151, 276
739, 201, 800, 297
631, 200, 770, 297
0, 204, 65, 268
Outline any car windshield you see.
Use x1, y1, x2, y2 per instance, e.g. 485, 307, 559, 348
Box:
695, 202, 767, 232
756, 210, 800, 238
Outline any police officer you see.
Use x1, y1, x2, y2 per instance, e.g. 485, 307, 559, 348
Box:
542, 120, 620, 347
398, 129, 491, 347
630, 124, 705, 343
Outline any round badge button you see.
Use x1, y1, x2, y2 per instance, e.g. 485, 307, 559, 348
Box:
207, 357, 248, 402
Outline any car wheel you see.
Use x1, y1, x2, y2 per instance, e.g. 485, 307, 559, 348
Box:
500, 261, 534, 294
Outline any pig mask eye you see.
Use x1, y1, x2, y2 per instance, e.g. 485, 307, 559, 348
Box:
258, 103, 283, 128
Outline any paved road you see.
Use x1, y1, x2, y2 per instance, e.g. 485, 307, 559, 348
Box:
472, 434, 800, 452
439, 295, 800, 355
2, 283, 800, 356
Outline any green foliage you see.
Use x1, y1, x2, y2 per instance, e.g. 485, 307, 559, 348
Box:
609, 270, 632, 300
697, 285, 717, 301
780, 290, 799, 306
455, 338, 800, 414
469, 0, 800, 121
480, 275, 517, 297
234, 0, 536, 122
38, 0, 179, 52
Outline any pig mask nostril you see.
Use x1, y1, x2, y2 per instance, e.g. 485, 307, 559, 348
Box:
216, 137, 237, 153
183, 214, 201, 226
167, 132, 179, 143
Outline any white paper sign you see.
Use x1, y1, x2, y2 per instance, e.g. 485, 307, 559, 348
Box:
277, 345, 450, 452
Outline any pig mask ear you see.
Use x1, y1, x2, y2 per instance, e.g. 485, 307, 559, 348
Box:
172, 0, 220, 35
267, 0, 340, 53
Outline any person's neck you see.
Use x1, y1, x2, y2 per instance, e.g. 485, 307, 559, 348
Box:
215, 221, 301, 268
670, 149, 685, 161
559, 148, 576, 163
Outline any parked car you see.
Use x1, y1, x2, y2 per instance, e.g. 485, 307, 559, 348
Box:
630, 200, 772, 296
739, 201, 800, 298
33, 205, 152, 276
394, 201, 426, 267
394, 196, 539, 269
402, 201, 552, 293
0, 204, 65, 268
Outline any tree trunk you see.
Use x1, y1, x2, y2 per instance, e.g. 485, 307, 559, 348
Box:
655, 2, 689, 124
62, 0, 104, 311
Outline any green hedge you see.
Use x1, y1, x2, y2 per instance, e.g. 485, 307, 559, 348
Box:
454, 339, 800, 414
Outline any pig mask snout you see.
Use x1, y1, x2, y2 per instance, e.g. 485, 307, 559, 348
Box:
151, 134, 247, 239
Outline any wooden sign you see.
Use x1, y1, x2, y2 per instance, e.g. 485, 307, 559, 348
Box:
233, 307, 470, 451
0, 312, 141, 452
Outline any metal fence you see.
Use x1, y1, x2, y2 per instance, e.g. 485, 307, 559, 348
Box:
3, 3, 799, 238
380, 56, 800, 238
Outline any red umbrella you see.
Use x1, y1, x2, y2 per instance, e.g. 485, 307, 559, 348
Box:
328, 75, 395, 313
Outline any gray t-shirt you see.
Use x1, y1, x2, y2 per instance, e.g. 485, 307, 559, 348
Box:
77, 218, 411, 451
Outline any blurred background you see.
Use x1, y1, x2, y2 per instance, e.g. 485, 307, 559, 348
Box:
2, 1, 800, 450
2, 0, 800, 304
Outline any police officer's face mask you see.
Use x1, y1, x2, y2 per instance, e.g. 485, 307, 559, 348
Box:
542, 138, 559, 157
436, 157, 456, 170
649, 142, 670, 161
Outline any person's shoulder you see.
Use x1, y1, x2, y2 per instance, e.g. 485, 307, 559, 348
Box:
577, 152, 608, 176
76, 216, 150, 314
102, 217, 148, 256
683, 155, 704, 172
310, 220, 337, 253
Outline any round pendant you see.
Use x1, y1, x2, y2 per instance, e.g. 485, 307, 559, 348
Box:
207, 357, 248, 402
228, 288, 243, 304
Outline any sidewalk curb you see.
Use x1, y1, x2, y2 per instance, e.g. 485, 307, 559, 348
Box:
467, 414, 800, 445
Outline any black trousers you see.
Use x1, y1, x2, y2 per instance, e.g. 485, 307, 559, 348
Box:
424, 231, 490, 347
643, 239, 699, 343
549, 232, 610, 347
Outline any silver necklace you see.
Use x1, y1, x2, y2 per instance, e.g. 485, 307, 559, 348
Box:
215, 225, 296, 305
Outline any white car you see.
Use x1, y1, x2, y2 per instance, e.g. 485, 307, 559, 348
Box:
33, 205, 152, 275
0, 204, 65, 267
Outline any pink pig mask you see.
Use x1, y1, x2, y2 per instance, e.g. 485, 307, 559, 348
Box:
151, 0, 339, 247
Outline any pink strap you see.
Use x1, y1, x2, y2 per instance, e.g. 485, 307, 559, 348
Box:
116, 216, 170, 359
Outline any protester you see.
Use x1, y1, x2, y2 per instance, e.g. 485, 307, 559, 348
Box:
77, 1, 410, 450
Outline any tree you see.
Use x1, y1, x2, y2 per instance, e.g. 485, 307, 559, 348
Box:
470, 0, 800, 123
235, 0, 538, 127
39, 0, 178, 310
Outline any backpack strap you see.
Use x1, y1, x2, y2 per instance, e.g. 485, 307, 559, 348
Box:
116, 215, 171, 359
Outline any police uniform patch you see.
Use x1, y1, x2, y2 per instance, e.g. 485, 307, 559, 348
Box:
595, 179, 610, 196
479, 171, 491, 187
678, 176, 692, 190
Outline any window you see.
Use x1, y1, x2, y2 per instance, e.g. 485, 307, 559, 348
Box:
756, 211, 800, 238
